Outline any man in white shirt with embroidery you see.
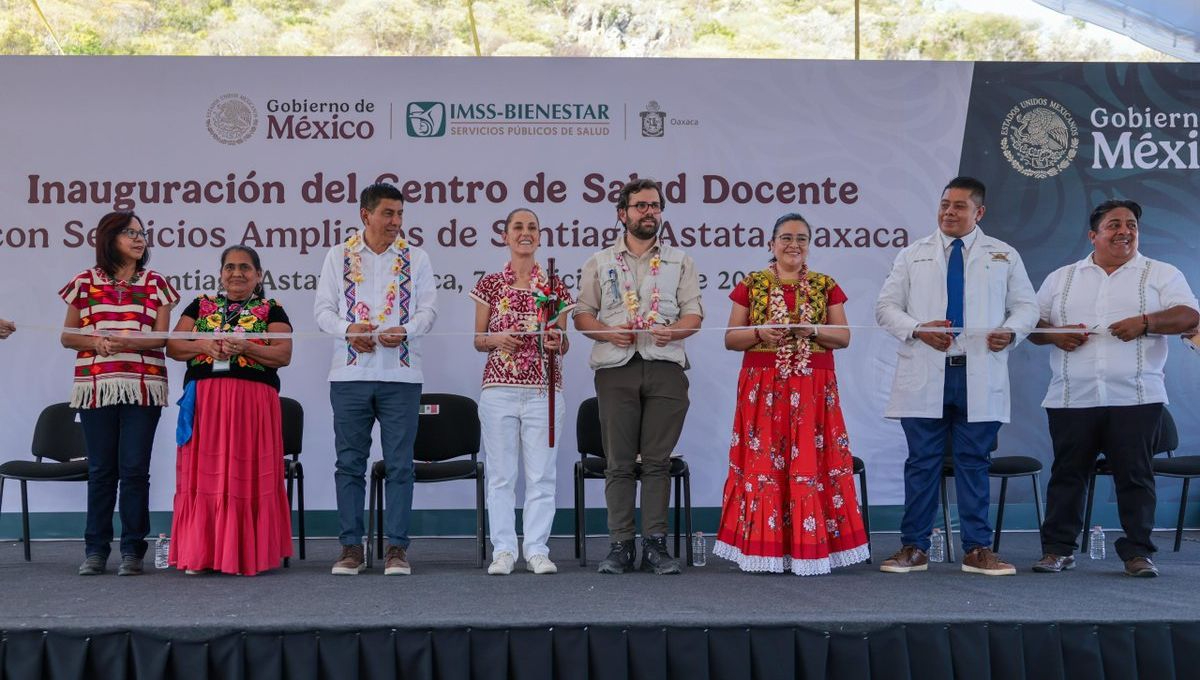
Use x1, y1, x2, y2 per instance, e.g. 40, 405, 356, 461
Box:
1030, 199, 1198, 577
314, 182, 438, 576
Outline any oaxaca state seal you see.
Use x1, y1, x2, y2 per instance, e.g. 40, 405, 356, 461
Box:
640, 101, 665, 138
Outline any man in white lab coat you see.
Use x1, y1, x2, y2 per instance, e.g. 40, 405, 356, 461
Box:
875, 176, 1038, 576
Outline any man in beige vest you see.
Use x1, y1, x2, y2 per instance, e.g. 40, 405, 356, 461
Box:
574, 177, 704, 575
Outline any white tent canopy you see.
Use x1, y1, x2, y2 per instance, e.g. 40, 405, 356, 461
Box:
1035, 0, 1199, 60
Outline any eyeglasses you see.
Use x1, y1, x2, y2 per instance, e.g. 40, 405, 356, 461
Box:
775, 235, 809, 245
628, 202, 662, 213
119, 228, 147, 240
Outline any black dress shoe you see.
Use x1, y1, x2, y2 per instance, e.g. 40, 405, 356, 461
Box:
1032, 553, 1076, 573
597, 540, 635, 574
639, 535, 681, 575
78, 555, 107, 576
1124, 556, 1159, 577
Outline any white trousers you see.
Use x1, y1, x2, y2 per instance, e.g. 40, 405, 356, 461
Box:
479, 386, 564, 558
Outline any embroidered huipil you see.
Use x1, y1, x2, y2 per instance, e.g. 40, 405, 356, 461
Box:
1037, 252, 1198, 408
314, 234, 438, 383
469, 264, 575, 390
58, 268, 179, 409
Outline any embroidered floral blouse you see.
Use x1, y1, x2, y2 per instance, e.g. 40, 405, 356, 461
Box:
469, 266, 575, 390
730, 269, 847, 371
58, 268, 179, 409
180, 295, 291, 392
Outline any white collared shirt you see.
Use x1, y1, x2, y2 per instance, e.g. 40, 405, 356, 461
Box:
314, 237, 438, 383
1037, 252, 1198, 408
937, 225, 980, 261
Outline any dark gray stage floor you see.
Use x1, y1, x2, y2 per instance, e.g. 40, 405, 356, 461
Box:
2, 533, 1198, 636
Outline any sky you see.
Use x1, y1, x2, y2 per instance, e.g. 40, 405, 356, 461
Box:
938, 0, 1163, 56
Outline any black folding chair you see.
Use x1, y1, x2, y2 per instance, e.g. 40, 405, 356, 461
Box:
1149, 411, 1198, 551
1082, 408, 1181, 552
851, 456, 872, 563
280, 396, 305, 566
572, 397, 693, 567
0, 403, 88, 561
366, 393, 485, 568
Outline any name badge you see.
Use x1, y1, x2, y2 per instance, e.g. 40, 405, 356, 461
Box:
990, 252, 1010, 262
212, 359, 231, 372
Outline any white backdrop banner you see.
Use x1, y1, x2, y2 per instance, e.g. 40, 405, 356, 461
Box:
2, 57, 1192, 519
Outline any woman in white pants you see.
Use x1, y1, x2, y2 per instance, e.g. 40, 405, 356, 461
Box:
470, 208, 574, 575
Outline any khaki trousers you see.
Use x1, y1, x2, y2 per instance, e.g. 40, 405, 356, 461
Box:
594, 354, 690, 540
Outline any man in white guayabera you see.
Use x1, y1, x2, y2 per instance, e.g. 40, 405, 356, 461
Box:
1029, 198, 1199, 578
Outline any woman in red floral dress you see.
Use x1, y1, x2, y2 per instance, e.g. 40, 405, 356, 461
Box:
713, 213, 869, 575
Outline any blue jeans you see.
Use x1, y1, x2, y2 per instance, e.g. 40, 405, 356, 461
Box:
899, 365, 1001, 553
331, 381, 420, 548
78, 404, 162, 559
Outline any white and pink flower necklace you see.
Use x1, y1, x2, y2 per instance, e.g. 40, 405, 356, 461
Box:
346, 233, 408, 325
615, 251, 662, 329
768, 263, 813, 378
494, 261, 547, 339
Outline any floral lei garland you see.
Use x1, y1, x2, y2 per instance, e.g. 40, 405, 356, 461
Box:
342, 232, 412, 366
346, 233, 409, 325
757, 264, 814, 378
615, 252, 662, 329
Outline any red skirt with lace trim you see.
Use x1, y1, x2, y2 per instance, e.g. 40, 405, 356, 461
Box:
713, 366, 869, 575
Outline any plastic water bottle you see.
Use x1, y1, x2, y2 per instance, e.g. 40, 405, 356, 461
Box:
1089, 526, 1106, 560
929, 528, 945, 563
154, 533, 170, 569
692, 532, 707, 567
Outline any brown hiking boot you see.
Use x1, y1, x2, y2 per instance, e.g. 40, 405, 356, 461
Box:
331, 544, 365, 575
384, 545, 412, 576
961, 547, 1016, 576
880, 545, 928, 573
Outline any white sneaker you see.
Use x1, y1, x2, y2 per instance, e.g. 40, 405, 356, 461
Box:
488, 551, 515, 575
526, 554, 558, 574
